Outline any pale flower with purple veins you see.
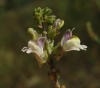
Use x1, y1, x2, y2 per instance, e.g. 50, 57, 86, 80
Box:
61, 29, 87, 51
21, 37, 46, 67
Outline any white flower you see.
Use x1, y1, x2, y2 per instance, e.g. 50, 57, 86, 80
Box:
22, 37, 46, 67
61, 29, 87, 51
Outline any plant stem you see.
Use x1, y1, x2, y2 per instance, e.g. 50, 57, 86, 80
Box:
47, 57, 60, 88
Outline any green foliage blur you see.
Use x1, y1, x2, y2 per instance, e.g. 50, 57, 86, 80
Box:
0, 0, 100, 88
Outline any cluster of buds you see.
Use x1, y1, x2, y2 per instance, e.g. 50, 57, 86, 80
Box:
21, 7, 87, 67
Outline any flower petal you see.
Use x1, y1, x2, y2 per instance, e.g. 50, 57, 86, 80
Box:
63, 39, 80, 51
61, 29, 72, 46
21, 47, 33, 54
78, 45, 87, 50
64, 47, 80, 51
28, 40, 42, 57
62, 36, 87, 51
37, 37, 46, 48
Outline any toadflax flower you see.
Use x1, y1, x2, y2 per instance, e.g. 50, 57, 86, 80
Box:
61, 29, 87, 51
21, 28, 47, 67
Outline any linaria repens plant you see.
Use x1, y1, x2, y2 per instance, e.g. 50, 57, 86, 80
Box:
21, 7, 87, 88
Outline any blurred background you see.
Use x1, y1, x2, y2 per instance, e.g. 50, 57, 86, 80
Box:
0, 0, 100, 88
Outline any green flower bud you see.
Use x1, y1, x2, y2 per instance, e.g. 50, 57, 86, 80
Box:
47, 19, 64, 40
43, 7, 52, 15
51, 42, 65, 61
44, 15, 56, 24
34, 7, 41, 13
53, 19, 64, 29
28, 28, 40, 40
48, 26, 56, 39
46, 40, 54, 54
